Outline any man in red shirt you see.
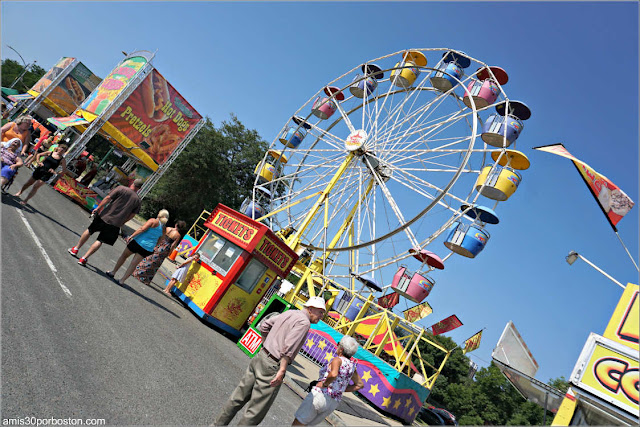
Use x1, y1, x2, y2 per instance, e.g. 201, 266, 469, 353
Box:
214, 296, 327, 425
67, 178, 143, 266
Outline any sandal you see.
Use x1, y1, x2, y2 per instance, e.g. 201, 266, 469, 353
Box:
105, 271, 115, 278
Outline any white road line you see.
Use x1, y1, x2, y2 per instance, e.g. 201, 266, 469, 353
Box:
17, 210, 72, 298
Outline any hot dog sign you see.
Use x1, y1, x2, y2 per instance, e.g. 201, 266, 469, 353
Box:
109, 68, 202, 165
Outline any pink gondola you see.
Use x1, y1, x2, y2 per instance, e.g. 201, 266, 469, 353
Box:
463, 66, 509, 110
311, 86, 345, 120
391, 266, 435, 303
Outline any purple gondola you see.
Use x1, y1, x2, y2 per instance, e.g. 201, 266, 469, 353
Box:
349, 64, 384, 98
481, 101, 532, 147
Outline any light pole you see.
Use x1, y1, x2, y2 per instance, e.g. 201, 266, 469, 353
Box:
6, 45, 36, 89
565, 251, 626, 289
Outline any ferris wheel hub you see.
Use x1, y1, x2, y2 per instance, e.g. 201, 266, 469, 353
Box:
345, 129, 367, 152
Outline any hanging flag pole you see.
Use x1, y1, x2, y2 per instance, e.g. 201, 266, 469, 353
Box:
615, 232, 639, 271
534, 143, 638, 271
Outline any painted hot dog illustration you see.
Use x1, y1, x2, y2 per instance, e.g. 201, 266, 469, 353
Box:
65, 77, 85, 104
141, 71, 170, 122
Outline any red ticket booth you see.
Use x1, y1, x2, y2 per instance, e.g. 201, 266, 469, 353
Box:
171, 204, 298, 338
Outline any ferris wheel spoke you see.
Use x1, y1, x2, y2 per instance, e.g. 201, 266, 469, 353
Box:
388, 165, 471, 208
382, 120, 473, 166
385, 174, 461, 217
381, 104, 474, 157
361, 156, 420, 249
304, 126, 345, 151
332, 99, 357, 134
386, 149, 470, 171
372, 85, 451, 150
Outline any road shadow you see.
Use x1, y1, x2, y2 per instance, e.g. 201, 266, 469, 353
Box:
82, 263, 182, 319
1, 192, 29, 209
2, 194, 81, 238
119, 280, 183, 318
29, 206, 82, 238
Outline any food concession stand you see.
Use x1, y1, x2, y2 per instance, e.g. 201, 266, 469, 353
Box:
171, 204, 298, 338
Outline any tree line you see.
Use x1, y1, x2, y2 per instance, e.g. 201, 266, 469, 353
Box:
2, 59, 47, 91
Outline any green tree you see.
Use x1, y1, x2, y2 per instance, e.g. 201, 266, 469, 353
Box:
458, 363, 563, 425
140, 114, 268, 226
416, 332, 472, 406
548, 375, 569, 394
2, 59, 46, 91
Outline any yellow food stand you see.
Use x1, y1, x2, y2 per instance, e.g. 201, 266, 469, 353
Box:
171, 204, 298, 337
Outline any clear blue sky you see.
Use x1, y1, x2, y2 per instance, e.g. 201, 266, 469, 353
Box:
3, 1, 638, 385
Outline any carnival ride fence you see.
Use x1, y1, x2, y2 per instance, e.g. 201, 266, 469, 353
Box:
289, 269, 451, 390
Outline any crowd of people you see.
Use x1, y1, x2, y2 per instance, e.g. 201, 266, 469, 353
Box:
3, 114, 365, 427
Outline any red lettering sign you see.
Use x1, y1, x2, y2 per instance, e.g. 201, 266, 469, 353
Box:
239, 328, 263, 354
209, 211, 258, 244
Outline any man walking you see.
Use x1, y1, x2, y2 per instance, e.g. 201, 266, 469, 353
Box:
214, 296, 327, 426
68, 178, 143, 266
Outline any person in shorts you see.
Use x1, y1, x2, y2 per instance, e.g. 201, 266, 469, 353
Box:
68, 178, 144, 266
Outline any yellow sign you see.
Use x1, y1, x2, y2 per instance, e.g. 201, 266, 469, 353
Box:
463, 330, 483, 355
580, 342, 638, 414
604, 283, 639, 352
255, 235, 294, 275
209, 210, 259, 245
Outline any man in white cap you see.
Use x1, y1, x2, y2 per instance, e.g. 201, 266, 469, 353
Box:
215, 296, 327, 426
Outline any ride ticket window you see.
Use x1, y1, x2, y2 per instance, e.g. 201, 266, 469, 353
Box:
235, 258, 268, 293
198, 233, 242, 275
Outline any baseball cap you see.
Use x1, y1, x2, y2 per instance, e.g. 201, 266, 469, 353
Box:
303, 296, 326, 311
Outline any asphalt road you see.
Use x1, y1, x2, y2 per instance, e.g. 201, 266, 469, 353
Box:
1, 172, 320, 425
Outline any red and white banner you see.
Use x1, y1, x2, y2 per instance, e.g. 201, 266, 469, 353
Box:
430, 315, 463, 336
534, 144, 634, 230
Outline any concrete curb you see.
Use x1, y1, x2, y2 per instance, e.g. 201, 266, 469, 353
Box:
283, 376, 346, 427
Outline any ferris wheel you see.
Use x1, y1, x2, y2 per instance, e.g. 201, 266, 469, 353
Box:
244, 48, 532, 300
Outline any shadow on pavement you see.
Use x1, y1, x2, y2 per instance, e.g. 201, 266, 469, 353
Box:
30, 206, 82, 238
118, 279, 183, 319
2, 194, 81, 238
1, 193, 30, 210
81, 262, 182, 319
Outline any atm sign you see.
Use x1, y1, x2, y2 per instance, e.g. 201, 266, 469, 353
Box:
239, 327, 263, 355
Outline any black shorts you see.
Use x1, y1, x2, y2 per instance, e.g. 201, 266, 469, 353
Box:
88, 215, 120, 245
32, 166, 54, 182
127, 239, 153, 257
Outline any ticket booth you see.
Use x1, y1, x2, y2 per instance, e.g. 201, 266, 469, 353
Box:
171, 204, 298, 338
